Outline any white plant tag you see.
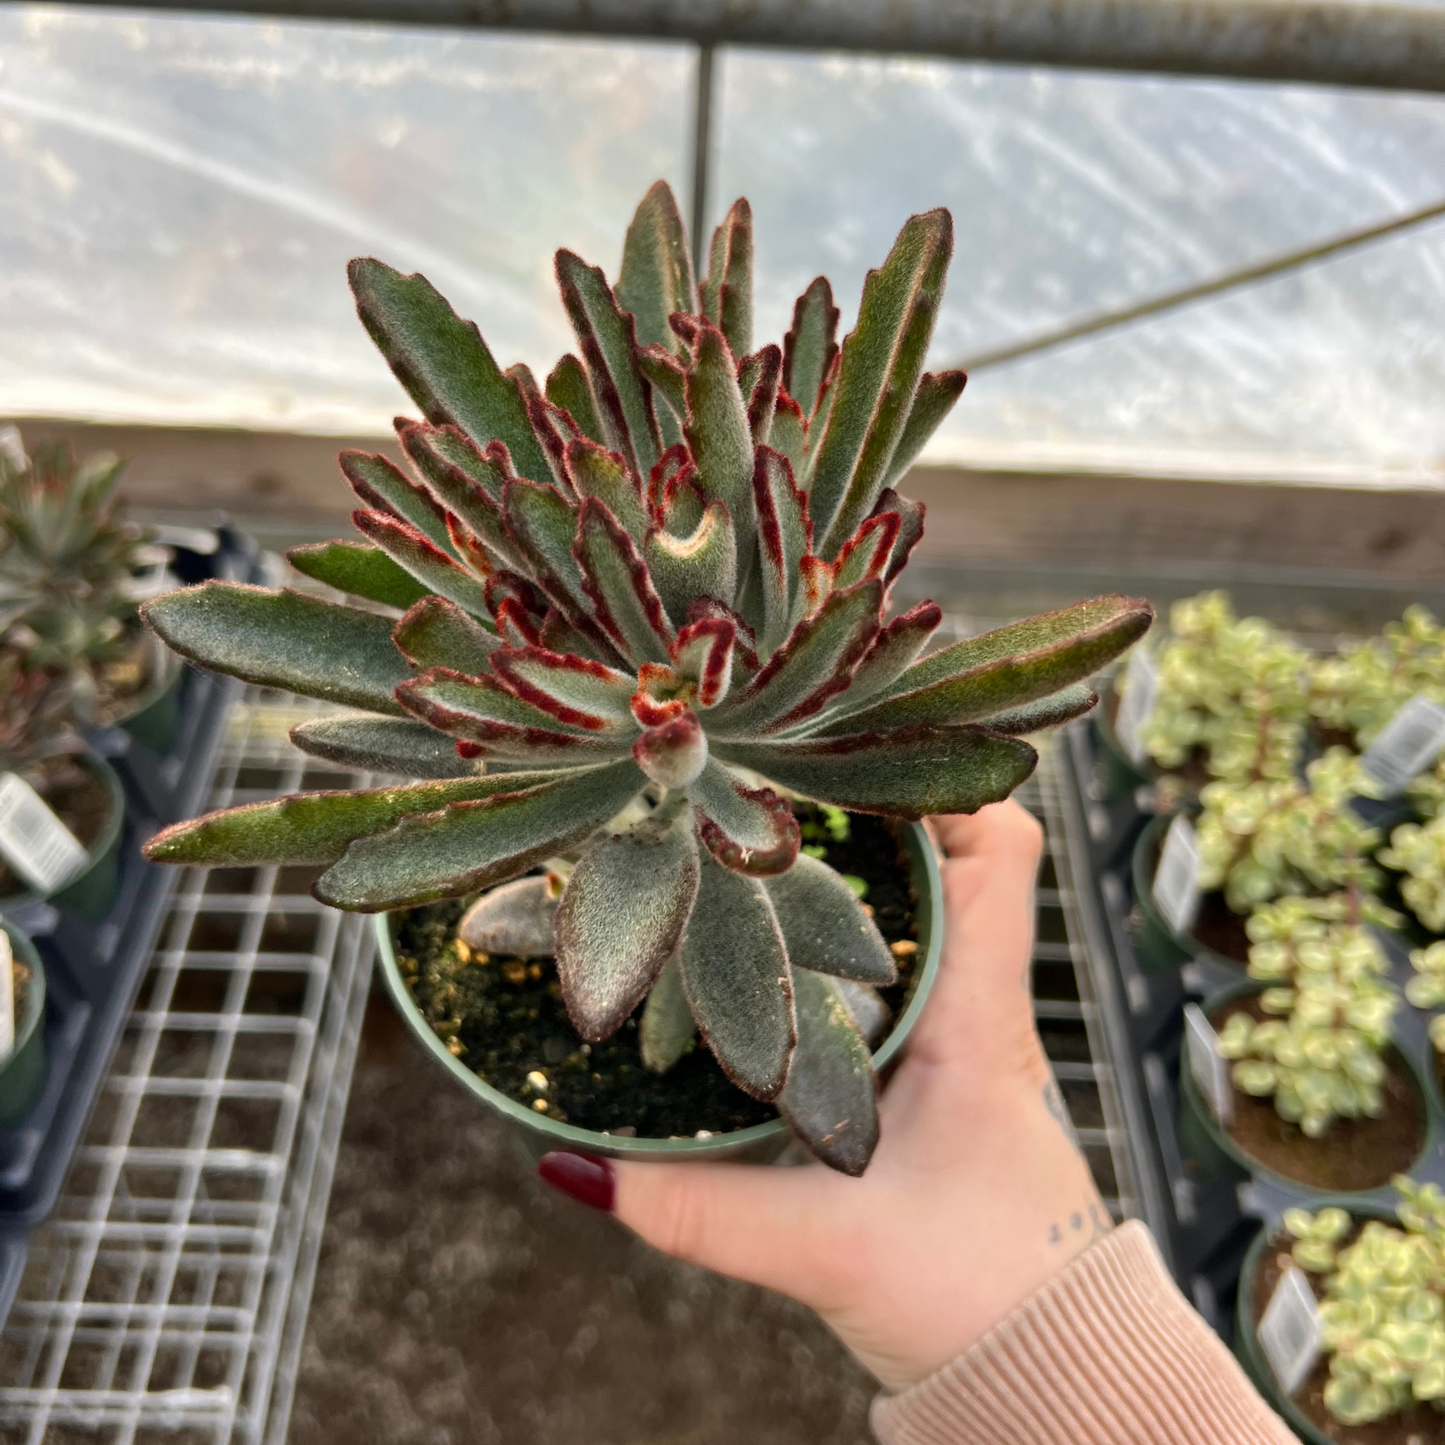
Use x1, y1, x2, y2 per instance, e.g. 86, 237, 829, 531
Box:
1184, 1003, 1233, 1127
0, 930, 14, 1064
1361, 694, 1445, 797
1114, 648, 1159, 766
0, 773, 88, 894
1154, 814, 1201, 936
1258, 1264, 1321, 1396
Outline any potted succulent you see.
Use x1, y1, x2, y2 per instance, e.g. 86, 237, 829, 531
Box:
0, 427, 179, 752
0, 920, 47, 1128
1238, 1185, 1445, 1443
139, 182, 1151, 1174
1177, 894, 1427, 1194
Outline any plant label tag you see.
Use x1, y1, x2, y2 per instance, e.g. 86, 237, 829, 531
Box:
1361, 695, 1445, 797
0, 773, 88, 895
0, 930, 13, 1063
1184, 1002, 1233, 1127
1154, 814, 1201, 937
1114, 648, 1158, 767
1259, 1264, 1321, 1397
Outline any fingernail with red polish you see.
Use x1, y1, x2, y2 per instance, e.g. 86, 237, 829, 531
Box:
537, 1151, 615, 1212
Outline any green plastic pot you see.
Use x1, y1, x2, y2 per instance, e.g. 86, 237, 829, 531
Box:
1091, 692, 1155, 803
1178, 978, 1431, 1196
0, 752, 125, 924
0, 922, 48, 1129
1131, 813, 1249, 976
1235, 1204, 1394, 1445
113, 644, 183, 756
375, 820, 944, 1166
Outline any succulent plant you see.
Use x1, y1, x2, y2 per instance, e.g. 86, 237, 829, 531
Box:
1283, 1186, 1445, 1424
1196, 748, 1383, 913
1128, 591, 1310, 785
1382, 818, 1445, 936
1409, 758, 1445, 820
1310, 605, 1445, 749
138, 182, 1151, 1173
1407, 943, 1445, 1054
1218, 896, 1399, 1137
0, 426, 162, 725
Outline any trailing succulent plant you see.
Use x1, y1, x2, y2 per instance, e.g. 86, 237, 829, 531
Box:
1283, 1183, 1445, 1424
1128, 591, 1310, 785
1196, 748, 1384, 914
1382, 817, 1445, 937
1218, 894, 1400, 1138
138, 182, 1152, 1173
1407, 943, 1445, 1054
0, 425, 162, 725
1310, 605, 1445, 749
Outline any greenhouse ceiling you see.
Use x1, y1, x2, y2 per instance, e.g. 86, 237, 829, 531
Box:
2, 0, 1445, 489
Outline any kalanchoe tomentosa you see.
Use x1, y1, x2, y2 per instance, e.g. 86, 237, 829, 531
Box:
139, 183, 1152, 1173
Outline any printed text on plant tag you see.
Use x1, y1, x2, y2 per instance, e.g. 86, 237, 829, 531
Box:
1259, 1264, 1321, 1396
1114, 648, 1158, 767
1184, 1003, 1233, 1127
0, 773, 88, 894
1361, 694, 1445, 797
1155, 814, 1201, 937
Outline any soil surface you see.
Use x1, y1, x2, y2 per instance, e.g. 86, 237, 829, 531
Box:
0, 756, 109, 899
93, 626, 160, 724
397, 808, 920, 1139
1192, 891, 1252, 964
287, 997, 880, 1445
1254, 1226, 1445, 1444
1215, 997, 1425, 1191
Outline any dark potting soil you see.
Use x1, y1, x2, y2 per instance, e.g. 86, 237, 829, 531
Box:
1254, 1227, 1445, 1445
1213, 997, 1425, 1192
397, 806, 921, 1139
1192, 891, 1252, 964
0, 756, 109, 900
93, 627, 161, 724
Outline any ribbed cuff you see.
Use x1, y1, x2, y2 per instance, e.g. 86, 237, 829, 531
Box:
870, 1221, 1294, 1445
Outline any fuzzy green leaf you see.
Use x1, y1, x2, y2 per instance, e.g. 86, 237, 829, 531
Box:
392, 596, 500, 676
314, 759, 646, 910
769, 393, 806, 476
808, 211, 953, 556
352, 510, 491, 620
575, 499, 674, 666
764, 853, 897, 984
501, 479, 589, 619
812, 600, 941, 724
555, 807, 701, 1039
882, 370, 967, 488
715, 726, 1037, 819
715, 581, 881, 736
824, 595, 1152, 734
699, 199, 753, 358
684, 322, 755, 564
778, 969, 879, 1176
397, 424, 519, 571
340, 450, 453, 556
643, 502, 738, 633
556, 249, 661, 481
671, 618, 735, 709
289, 714, 477, 779
286, 540, 427, 611
874, 487, 925, 586
566, 438, 649, 544
144, 774, 521, 866
143, 583, 409, 716
616, 180, 696, 355
348, 258, 553, 485
687, 760, 800, 875
743, 344, 782, 448
678, 855, 794, 1101
984, 683, 1098, 736
831, 512, 900, 592
783, 277, 840, 421
751, 448, 813, 655
491, 645, 638, 730
545, 353, 604, 446
641, 957, 696, 1073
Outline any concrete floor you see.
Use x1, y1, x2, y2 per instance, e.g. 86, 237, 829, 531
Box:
287, 997, 878, 1445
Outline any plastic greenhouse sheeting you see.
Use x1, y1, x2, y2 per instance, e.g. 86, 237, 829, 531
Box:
3, 5, 1445, 489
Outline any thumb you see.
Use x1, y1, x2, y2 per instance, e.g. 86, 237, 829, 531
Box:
608, 1156, 846, 1305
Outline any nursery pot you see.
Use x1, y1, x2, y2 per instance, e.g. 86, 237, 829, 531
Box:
375, 820, 944, 1167
1235, 1205, 1395, 1445
1090, 690, 1155, 804
0, 923, 48, 1129
112, 642, 183, 756
0, 752, 125, 924
1177, 979, 1431, 1197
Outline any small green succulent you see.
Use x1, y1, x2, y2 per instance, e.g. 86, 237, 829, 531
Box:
1283, 1204, 1352, 1273
1407, 943, 1445, 1055
1382, 818, 1445, 936
1128, 590, 1310, 784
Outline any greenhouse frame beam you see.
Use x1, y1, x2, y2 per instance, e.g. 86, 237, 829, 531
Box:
71, 0, 1445, 93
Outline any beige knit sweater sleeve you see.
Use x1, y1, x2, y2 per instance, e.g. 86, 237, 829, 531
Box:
871, 1221, 1296, 1445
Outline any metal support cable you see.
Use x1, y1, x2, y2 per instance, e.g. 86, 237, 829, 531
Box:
690, 43, 716, 277
954, 195, 1445, 375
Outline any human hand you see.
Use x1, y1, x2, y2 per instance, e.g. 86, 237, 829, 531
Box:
537, 800, 1111, 1392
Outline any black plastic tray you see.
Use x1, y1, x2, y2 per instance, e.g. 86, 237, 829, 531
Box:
0, 525, 257, 1322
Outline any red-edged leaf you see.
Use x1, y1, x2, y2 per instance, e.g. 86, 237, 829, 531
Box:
636, 344, 688, 450
575, 498, 674, 666
783, 276, 840, 422
764, 853, 897, 984
287, 539, 428, 611
631, 662, 691, 727
616, 180, 697, 356
677, 853, 795, 1101
515, 375, 576, 493
484, 571, 547, 622
566, 437, 648, 544
983, 683, 1099, 736
632, 710, 708, 788
810, 600, 941, 725
687, 760, 800, 875
555, 249, 661, 480
687, 597, 760, 688
495, 598, 542, 649
769, 391, 806, 476
490, 645, 637, 730
392, 596, 499, 676
742, 343, 782, 447
643, 501, 738, 633
798, 555, 833, 621
398, 423, 519, 569
801, 352, 840, 485
752, 447, 813, 654
351, 509, 491, 619
831, 512, 901, 592
341, 449, 453, 555
539, 607, 615, 665
699, 198, 753, 359
647, 442, 691, 515
545, 353, 605, 446
671, 618, 735, 709
555, 805, 700, 1040
883, 370, 967, 489
290, 713, 479, 781
684, 320, 755, 562
872, 487, 926, 585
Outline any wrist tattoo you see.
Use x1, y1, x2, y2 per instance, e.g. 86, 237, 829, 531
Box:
1047, 1202, 1113, 1248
